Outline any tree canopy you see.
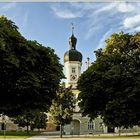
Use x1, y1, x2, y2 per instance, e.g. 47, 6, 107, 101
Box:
78, 32, 140, 128
13, 111, 47, 134
49, 84, 75, 137
0, 16, 64, 116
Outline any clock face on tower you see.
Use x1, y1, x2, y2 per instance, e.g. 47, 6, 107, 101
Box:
70, 74, 77, 81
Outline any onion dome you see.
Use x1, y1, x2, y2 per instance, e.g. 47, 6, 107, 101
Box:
64, 24, 82, 63
64, 49, 82, 62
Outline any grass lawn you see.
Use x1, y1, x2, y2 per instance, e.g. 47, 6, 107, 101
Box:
0, 131, 41, 138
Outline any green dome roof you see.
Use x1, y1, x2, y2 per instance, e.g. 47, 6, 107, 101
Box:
64, 49, 82, 62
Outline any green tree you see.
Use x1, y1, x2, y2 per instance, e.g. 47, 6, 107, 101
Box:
12, 111, 34, 134
0, 16, 63, 116
78, 32, 140, 129
13, 111, 47, 134
49, 84, 75, 138
31, 112, 47, 131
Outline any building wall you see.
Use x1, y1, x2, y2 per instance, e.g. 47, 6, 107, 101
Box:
64, 113, 104, 135
63, 88, 104, 135
64, 61, 82, 88
0, 115, 24, 131
46, 113, 57, 131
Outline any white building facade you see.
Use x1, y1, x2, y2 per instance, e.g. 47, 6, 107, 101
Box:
63, 30, 104, 135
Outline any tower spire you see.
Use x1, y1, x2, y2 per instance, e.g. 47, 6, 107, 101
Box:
69, 23, 77, 50
71, 22, 74, 35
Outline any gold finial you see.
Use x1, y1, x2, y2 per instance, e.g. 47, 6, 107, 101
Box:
71, 22, 74, 35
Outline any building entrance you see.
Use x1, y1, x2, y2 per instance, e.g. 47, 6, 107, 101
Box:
71, 119, 80, 135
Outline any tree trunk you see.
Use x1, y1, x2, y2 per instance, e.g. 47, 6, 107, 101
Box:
118, 128, 120, 136
60, 124, 63, 138
27, 125, 29, 135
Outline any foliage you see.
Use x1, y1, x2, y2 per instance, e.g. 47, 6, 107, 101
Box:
31, 112, 48, 130
78, 32, 140, 128
0, 16, 64, 116
12, 111, 47, 133
49, 84, 75, 137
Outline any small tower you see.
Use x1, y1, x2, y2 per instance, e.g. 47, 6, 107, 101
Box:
85, 57, 91, 70
64, 24, 82, 89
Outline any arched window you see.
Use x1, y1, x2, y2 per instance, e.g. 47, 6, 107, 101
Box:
88, 120, 94, 130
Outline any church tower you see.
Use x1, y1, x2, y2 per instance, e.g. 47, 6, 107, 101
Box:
64, 24, 82, 89
63, 24, 104, 135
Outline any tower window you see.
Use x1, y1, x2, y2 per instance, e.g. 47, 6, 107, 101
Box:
72, 67, 76, 73
88, 120, 94, 130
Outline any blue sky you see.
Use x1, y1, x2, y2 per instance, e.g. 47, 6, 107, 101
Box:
0, 2, 140, 71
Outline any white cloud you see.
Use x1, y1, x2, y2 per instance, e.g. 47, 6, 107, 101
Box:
1, 3, 17, 12
117, 2, 135, 13
20, 12, 29, 29
70, 3, 103, 11
0, 3, 29, 31
85, 25, 100, 40
95, 3, 116, 14
51, 6, 83, 19
95, 2, 135, 14
50, 2, 140, 40
123, 14, 140, 29
134, 26, 140, 31
96, 29, 113, 50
